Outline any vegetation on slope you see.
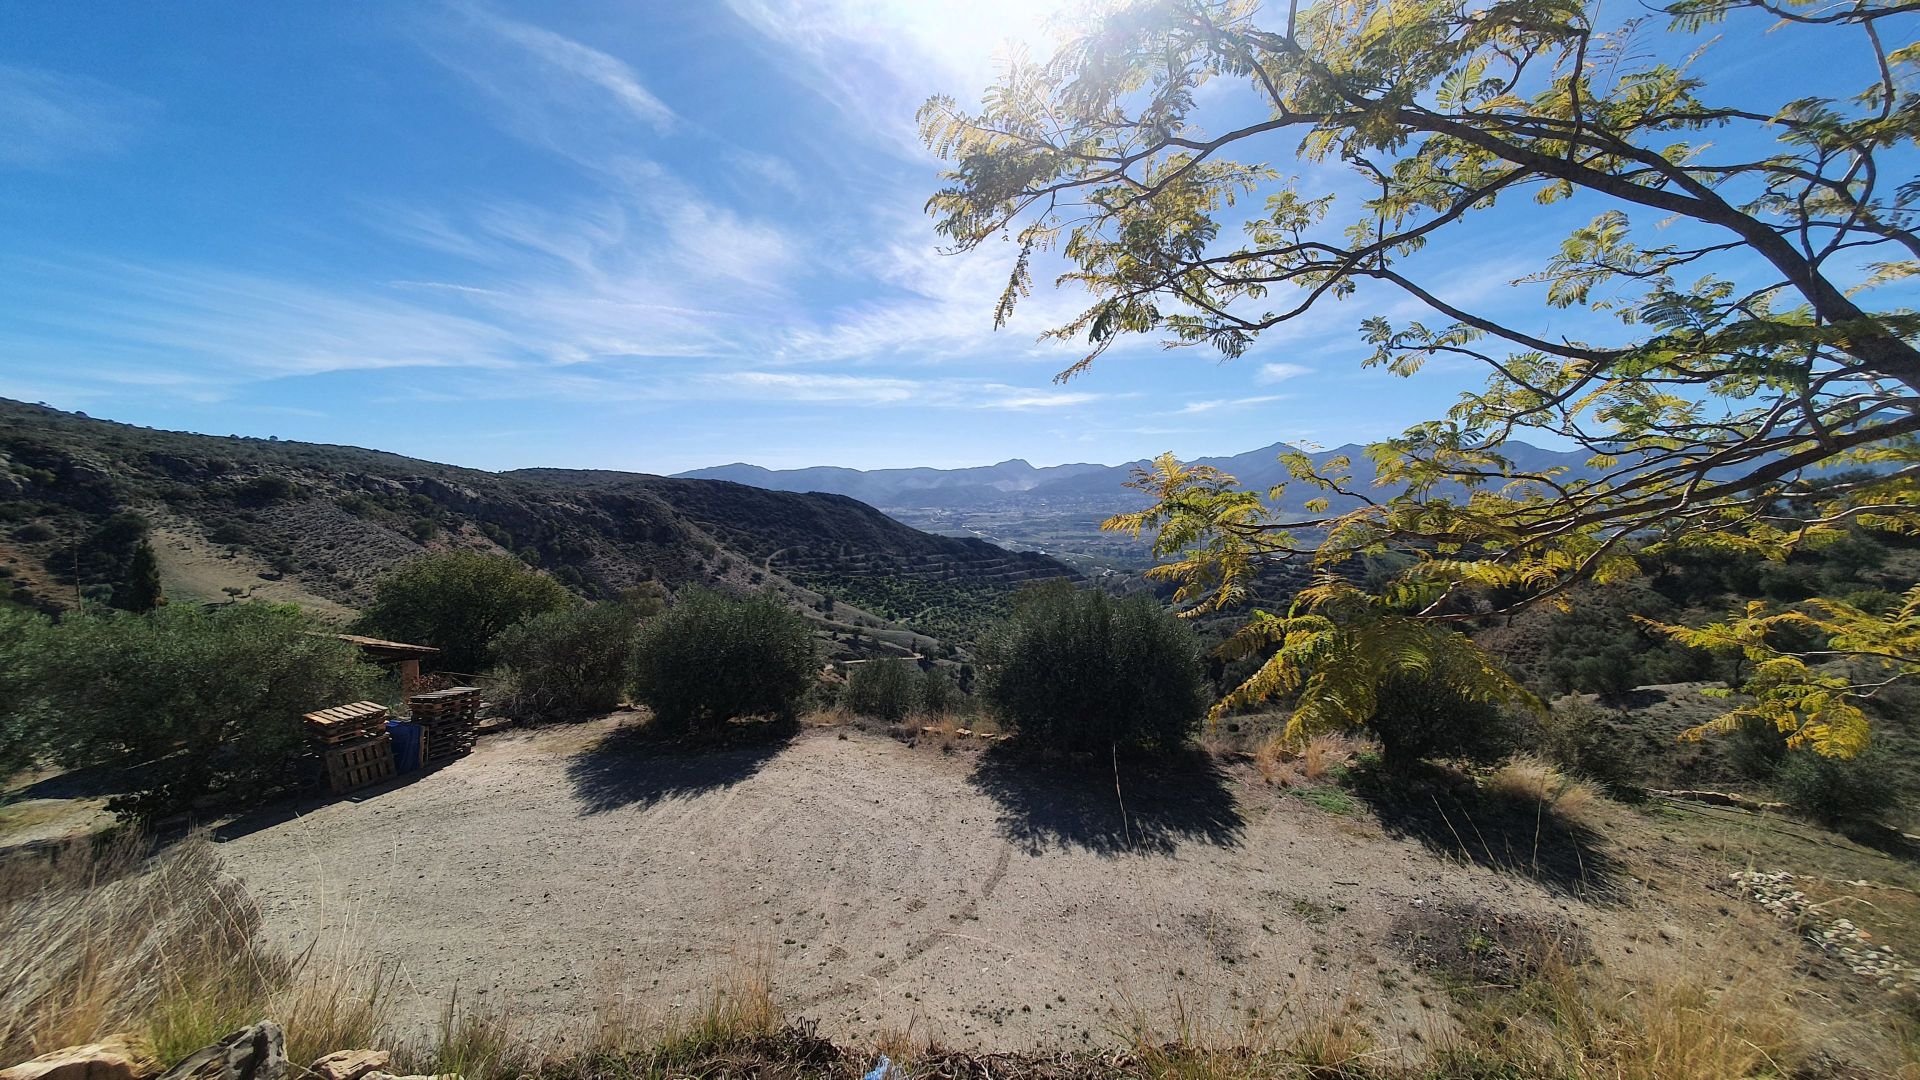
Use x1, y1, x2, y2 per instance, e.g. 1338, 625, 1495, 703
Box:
0, 399, 1073, 650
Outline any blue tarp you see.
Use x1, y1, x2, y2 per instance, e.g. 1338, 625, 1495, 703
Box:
387, 720, 425, 772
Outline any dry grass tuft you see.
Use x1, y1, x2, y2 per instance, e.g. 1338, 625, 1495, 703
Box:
1301, 734, 1356, 784
1, 832, 276, 1064
1483, 755, 1602, 823
0, 831, 387, 1070
1252, 731, 1358, 788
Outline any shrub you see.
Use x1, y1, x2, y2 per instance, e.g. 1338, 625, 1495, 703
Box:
844, 660, 918, 722
920, 666, 955, 716
628, 589, 815, 733
979, 583, 1206, 752
1368, 659, 1524, 767
1533, 698, 1640, 793
356, 551, 574, 672
109, 539, 164, 613
16, 604, 380, 817
233, 474, 295, 506
1726, 715, 1790, 779
0, 608, 46, 779
1775, 748, 1904, 827
492, 602, 646, 721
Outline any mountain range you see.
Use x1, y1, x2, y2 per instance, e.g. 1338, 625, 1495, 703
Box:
677, 442, 1599, 573
0, 400, 1070, 655
676, 441, 1596, 514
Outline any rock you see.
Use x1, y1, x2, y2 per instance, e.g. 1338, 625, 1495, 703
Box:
308, 1052, 388, 1080
158, 1024, 287, 1080
1, 1035, 159, 1080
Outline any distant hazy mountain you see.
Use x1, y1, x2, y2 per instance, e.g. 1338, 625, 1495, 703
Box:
677, 441, 1598, 515
678, 459, 1116, 508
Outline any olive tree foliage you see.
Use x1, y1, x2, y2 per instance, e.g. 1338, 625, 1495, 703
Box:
492, 601, 650, 721
980, 582, 1209, 751
13, 604, 380, 817
356, 551, 574, 673
921, 0, 1920, 755
844, 659, 919, 721
628, 589, 816, 732
0, 608, 44, 779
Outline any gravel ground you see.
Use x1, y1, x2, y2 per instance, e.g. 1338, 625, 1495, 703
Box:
217, 716, 1611, 1052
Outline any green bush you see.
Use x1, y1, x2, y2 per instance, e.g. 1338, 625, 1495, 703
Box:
920, 666, 955, 716
979, 583, 1206, 752
1726, 716, 1790, 779
628, 589, 815, 733
844, 659, 918, 722
14, 603, 379, 817
109, 539, 164, 613
1775, 748, 1904, 827
1533, 697, 1640, 793
0, 608, 46, 778
1368, 659, 1525, 767
233, 474, 295, 506
492, 602, 646, 721
355, 551, 574, 672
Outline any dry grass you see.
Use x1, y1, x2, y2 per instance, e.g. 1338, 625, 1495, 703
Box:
1429, 944, 1811, 1080
0, 832, 387, 1070
1252, 731, 1360, 788
1482, 755, 1602, 823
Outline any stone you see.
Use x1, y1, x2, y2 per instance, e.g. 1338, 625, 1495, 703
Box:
308, 1052, 388, 1080
1, 1035, 159, 1080
157, 1024, 287, 1080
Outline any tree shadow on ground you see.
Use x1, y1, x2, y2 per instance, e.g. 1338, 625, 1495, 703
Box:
1840, 821, 1920, 864
966, 741, 1244, 856
5, 759, 144, 802
566, 719, 794, 815
1349, 763, 1627, 903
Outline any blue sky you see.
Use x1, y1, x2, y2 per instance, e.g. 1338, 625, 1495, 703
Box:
0, 2, 1897, 472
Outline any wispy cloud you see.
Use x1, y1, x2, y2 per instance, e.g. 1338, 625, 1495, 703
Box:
1175, 394, 1290, 415
723, 0, 1082, 154
421, 5, 673, 173
472, 10, 674, 130
1255, 362, 1312, 383
0, 64, 153, 169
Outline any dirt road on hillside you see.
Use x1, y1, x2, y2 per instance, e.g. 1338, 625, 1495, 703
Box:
218, 718, 1631, 1051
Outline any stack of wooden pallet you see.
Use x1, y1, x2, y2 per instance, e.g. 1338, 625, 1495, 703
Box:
409, 687, 481, 763
303, 700, 395, 794
304, 700, 390, 745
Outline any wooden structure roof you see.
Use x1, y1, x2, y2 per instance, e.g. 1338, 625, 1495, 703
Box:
334, 633, 441, 661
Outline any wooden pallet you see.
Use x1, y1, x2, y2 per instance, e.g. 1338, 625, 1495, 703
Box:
324, 733, 395, 794
410, 688, 480, 762
305, 701, 392, 745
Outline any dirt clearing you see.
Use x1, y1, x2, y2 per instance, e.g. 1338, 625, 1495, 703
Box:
214, 717, 1811, 1053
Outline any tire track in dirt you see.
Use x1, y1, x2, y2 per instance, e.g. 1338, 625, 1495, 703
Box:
795, 843, 1012, 1008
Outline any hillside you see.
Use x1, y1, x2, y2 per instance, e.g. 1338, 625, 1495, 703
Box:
0, 400, 1072, 652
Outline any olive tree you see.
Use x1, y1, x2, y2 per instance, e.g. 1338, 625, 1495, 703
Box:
628, 589, 815, 732
356, 551, 574, 672
17, 604, 380, 817
980, 583, 1208, 751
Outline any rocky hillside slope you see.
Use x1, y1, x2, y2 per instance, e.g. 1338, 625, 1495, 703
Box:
0, 400, 1070, 650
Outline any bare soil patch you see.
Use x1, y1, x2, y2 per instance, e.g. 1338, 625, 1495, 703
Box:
208, 716, 1885, 1056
